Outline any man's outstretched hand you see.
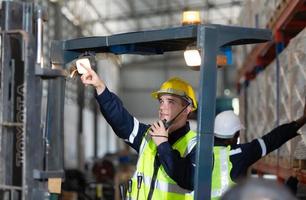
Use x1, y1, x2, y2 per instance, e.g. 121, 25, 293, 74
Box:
80, 63, 106, 95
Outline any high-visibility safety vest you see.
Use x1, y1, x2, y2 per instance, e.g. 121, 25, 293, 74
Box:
211, 146, 235, 200
129, 130, 197, 200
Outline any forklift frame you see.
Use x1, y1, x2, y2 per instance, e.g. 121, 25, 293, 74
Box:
52, 24, 271, 199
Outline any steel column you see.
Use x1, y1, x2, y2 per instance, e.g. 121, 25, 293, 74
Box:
194, 25, 218, 200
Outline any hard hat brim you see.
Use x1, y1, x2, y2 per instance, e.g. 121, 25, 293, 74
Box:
214, 133, 236, 139
152, 88, 187, 98
151, 90, 196, 110
214, 124, 245, 139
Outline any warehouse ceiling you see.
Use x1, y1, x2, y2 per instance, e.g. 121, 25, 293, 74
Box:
58, 0, 243, 36
54, 0, 244, 118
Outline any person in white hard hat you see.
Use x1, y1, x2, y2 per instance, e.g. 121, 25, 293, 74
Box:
211, 99, 306, 200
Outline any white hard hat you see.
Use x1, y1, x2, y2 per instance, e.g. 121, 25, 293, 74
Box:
214, 110, 244, 139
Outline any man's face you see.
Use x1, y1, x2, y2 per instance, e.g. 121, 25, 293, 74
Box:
158, 94, 187, 121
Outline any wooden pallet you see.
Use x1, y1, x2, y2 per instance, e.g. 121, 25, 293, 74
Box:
293, 159, 306, 169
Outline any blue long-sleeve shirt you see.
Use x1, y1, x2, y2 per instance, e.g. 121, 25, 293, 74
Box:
227, 122, 300, 181
96, 88, 196, 190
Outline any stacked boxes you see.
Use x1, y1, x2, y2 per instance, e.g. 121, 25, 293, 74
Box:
240, 27, 306, 169
288, 28, 306, 165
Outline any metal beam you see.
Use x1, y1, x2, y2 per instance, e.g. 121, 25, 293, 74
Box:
87, 0, 112, 34
113, 0, 130, 12
140, 0, 156, 10
126, 0, 141, 30
195, 25, 218, 200
138, 0, 160, 28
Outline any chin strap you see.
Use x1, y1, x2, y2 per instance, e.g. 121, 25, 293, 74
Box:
162, 102, 191, 129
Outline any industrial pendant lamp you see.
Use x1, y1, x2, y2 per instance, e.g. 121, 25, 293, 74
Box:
183, 44, 201, 67
67, 52, 96, 78
182, 10, 202, 68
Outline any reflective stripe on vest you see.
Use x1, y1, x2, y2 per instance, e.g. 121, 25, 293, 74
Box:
183, 136, 197, 157
130, 129, 197, 200
131, 173, 193, 194
211, 146, 234, 199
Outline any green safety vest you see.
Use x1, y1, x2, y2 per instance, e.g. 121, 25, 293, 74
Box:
211, 146, 235, 200
129, 129, 197, 200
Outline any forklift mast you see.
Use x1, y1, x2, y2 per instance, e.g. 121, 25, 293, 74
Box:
0, 1, 65, 200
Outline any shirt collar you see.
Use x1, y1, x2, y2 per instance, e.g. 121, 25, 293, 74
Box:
168, 122, 191, 145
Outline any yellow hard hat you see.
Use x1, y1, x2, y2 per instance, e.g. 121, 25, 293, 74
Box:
152, 77, 197, 111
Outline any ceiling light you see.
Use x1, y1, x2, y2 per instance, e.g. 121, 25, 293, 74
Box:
67, 53, 96, 78
183, 45, 232, 70
76, 58, 91, 74
184, 49, 201, 67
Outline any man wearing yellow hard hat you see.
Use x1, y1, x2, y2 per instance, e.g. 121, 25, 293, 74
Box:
81, 68, 197, 200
